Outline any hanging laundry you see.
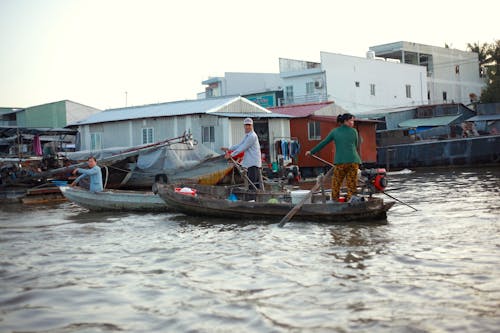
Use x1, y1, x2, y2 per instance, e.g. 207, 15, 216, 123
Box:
33, 134, 43, 156
281, 139, 289, 160
290, 140, 301, 158
275, 140, 282, 156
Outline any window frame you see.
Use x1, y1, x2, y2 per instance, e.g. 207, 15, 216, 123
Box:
405, 84, 412, 98
308, 121, 321, 140
142, 127, 154, 144
90, 132, 102, 150
201, 126, 215, 143
306, 82, 315, 94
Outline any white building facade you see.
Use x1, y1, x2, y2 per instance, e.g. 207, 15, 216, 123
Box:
71, 97, 290, 164
369, 41, 486, 105
279, 52, 428, 114
199, 72, 283, 99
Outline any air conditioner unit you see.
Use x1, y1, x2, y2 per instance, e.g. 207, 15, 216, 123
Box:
314, 80, 323, 89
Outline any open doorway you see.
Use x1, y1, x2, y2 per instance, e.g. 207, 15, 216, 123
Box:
253, 119, 270, 167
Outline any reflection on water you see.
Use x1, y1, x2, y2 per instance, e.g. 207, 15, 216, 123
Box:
0, 167, 499, 332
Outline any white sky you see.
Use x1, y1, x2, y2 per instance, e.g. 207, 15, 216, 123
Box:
0, 0, 498, 110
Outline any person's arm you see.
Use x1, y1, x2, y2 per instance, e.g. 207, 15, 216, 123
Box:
71, 168, 85, 186
230, 134, 256, 157
78, 167, 100, 176
310, 130, 335, 155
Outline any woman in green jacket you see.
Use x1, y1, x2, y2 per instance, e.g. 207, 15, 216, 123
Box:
306, 113, 361, 201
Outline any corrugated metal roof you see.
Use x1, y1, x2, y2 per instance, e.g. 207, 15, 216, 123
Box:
71, 96, 266, 125
398, 115, 461, 128
357, 106, 416, 119
270, 101, 334, 117
466, 114, 500, 121
210, 112, 291, 118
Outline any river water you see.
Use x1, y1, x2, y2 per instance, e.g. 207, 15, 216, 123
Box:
1, 167, 499, 333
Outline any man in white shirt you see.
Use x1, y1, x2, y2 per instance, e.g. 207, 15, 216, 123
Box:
221, 117, 262, 190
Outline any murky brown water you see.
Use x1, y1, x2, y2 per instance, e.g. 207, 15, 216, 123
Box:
1, 167, 499, 332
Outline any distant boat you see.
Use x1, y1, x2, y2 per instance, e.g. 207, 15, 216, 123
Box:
59, 186, 167, 212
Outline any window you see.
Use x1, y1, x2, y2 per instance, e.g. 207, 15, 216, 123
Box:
142, 128, 154, 144
285, 85, 294, 103
406, 85, 412, 98
443, 91, 447, 102
370, 84, 376, 96
90, 132, 102, 150
306, 82, 315, 94
355, 81, 360, 87
202, 126, 215, 143
308, 121, 321, 140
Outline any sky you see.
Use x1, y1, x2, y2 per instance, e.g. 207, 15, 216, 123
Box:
0, 0, 498, 111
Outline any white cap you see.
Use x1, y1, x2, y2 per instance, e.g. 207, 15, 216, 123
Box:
243, 118, 253, 125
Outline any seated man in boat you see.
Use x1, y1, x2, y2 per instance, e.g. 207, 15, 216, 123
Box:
70, 156, 103, 192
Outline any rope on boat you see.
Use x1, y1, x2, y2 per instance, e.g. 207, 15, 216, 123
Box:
103, 166, 109, 189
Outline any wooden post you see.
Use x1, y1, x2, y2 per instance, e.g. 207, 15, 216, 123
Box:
319, 174, 326, 203
258, 168, 265, 191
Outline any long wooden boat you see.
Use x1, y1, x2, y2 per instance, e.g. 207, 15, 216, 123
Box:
155, 183, 394, 223
59, 186, 168, 212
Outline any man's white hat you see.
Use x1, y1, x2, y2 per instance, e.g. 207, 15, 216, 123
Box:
243, 118, 253, 125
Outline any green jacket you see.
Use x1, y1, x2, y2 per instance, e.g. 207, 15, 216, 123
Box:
310, 124, 362, 164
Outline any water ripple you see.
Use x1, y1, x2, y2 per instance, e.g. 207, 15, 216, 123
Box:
0, 167, 499, 332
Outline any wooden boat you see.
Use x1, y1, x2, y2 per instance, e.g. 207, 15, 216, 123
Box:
59, 185, 168, 212
1, 182, 67, 205
155, 183, 395, 223
21, 184, 67, 204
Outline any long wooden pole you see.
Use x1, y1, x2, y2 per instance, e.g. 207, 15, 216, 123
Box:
40, 133, 192, 178
228, 156, 259, 191
278, 165, 334, 227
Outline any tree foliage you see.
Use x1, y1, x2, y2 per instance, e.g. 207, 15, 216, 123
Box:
469, 40, 500, 103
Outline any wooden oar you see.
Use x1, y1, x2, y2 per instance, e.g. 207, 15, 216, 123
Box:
379, 190, 418, 211
278, 165, 334, 228
228, 156, 259, 191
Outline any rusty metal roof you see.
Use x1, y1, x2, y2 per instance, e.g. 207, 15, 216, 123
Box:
269, 101, 334, 117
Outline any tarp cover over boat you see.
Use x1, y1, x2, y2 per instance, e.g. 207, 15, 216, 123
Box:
63, 142, 230, 188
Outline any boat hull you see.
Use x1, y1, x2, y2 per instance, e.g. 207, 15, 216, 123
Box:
59, 186, 168, 212
156, 184, 394, 223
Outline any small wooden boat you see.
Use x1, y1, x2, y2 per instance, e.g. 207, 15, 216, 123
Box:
155, 183, 394, 223
22, 185, 66, 205
59, 186, 168, 212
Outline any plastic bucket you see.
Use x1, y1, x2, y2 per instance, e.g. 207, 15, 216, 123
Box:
290, 190, 311, 205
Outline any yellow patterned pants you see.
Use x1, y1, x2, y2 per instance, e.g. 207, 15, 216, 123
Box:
331, 163, 359, 200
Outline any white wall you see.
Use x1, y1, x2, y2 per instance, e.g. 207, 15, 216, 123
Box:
427, 47, 484, 104
65, 101, 101, 124
223, 72, 283, 96
370, 42, 486, 105
320, 52, 428, 114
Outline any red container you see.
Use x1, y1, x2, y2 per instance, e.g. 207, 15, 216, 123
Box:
175, 187, 197, 196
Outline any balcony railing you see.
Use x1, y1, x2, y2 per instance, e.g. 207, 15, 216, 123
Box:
278, 93, 328, 106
